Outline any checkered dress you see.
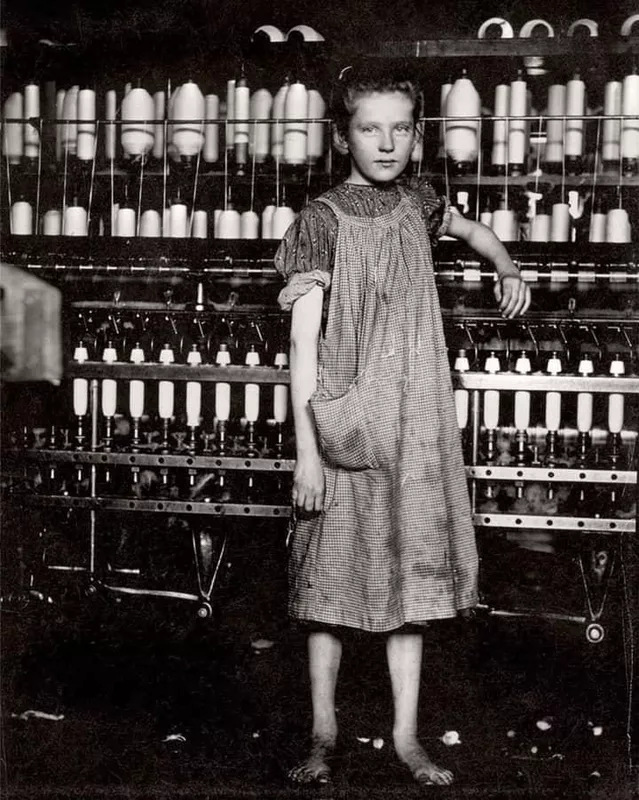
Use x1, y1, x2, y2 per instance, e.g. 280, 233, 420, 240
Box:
276, 181, 478, 632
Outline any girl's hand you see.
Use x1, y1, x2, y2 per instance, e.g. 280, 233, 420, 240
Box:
494, 274, 531, 319
292, 453, 325, 513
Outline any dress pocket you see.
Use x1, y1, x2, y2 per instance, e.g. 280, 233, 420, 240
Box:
310, 380, 380, 471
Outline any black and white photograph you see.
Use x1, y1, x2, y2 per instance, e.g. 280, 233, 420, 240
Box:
1, 1, 638, 797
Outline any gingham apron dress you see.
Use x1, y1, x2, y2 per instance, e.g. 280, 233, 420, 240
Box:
288, 187, 478, 632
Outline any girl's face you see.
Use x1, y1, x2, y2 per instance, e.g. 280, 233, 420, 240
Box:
338, 91, 416, 186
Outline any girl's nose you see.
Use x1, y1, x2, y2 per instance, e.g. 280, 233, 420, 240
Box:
378, 130, 394, 151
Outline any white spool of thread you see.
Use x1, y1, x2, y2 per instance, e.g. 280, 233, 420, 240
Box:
186, 347, 203, 428
101, 344, 118, 419
565, 74, 586, 160
191, 209, 208, 238
158, 381, 175, 420
453, 351, 469, 429
158, 345, 175, 420
42, 209, 62, 235
217, 209, 241, 239
602, 81, 622, 166
307, 89, 326, 164
61, 85, 79, 155
274, 384, 288, 424
3, 92, 24, 163
608, 357, 625, 434
508, 74, 528, 173
577, 356, 594, 433
444, 71, 480, 166
169, 202, 188, 237
479, 209, 492, 227
577, 395, 593, 433
530, 213, 551, 242
605, 208, 631, 243
186, 381, 202, 428
111, 203, 119, 236
514, 353, 532, 430
491, 208, 517, 241
121, 87, 155, 158
10, 201, 33, 235
483, 353, 500, 430
621, 72, 639, 164
249, 88, 272, 163
589, 209, 607, 242
152, 91, 166, 161
213, 208, 222, 237
271, 205, 296, 239
544, 84, 565, 168
274, 350, 289, 424
76, 89, 96, 161
215, 383, 231, 422
139, 209, 161, 237
64, 204, 88, 236
261, 204, 276, 239
491, 83, 510, 170
162, 207, 171, 237
545, 391, 561, 431
550, 203, 571, 242
234, 78, 250, 165
454, 389, 469, 429
240, 210, 260, 239
55, 89, 65, 162
215, 344, 231, 422
244, 347, 261, 423
129, 345, 145, 420
225, 79, 235, 148
73, 377, 89, 417
116, 207, 136, 237
608, 394, 624, 434
101, 379, 117, 418
271, 80, 289, 160
172, 81, 205, 157
73, 344, 89, 417
284, 80, 308, 165
105, 89, 117, 161
483, 390, 500, 430
244, 384, 260, 423
203, 94, 220, 163
514, 389, 531, 430
23, 83, 40, 159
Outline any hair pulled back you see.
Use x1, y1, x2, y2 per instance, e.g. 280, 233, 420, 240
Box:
330, 63, 424, 139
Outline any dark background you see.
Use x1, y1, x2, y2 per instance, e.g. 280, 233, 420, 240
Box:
1, 0, 636, 82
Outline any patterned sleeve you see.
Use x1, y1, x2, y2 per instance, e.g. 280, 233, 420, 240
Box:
274, 200, 337, 311
408, 176, 453, 242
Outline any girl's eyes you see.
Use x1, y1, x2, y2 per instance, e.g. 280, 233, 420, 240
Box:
359, 124, 413, 135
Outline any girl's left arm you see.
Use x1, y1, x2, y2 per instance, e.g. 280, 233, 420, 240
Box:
446, 214, 532, 319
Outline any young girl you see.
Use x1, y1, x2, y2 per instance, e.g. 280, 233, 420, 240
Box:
274, 66, 531, 787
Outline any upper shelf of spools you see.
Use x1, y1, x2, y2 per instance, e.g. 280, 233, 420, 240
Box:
1, 14, 639, 252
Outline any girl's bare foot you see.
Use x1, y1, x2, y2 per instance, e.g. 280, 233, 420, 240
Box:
288, 734, 336, 785
393, 733, 454, 786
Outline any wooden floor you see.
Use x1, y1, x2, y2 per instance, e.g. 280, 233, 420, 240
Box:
2, 525, 637, 799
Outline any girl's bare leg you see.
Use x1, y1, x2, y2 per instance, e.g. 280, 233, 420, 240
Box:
387, 631, 454, 786
289, 630, 342, 784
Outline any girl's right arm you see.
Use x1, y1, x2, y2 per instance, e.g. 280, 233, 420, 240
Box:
290, 284, 325, 513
